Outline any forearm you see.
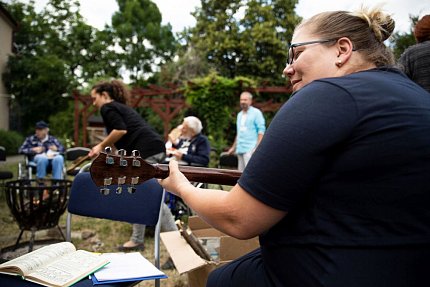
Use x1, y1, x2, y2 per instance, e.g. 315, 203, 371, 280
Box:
179, 185, 249, 239
160, 160, 286, 239
100, 129, 127, 149
256, 133, 264, 146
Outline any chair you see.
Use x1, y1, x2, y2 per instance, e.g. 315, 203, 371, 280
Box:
19, 153, 66, 180
0, 146, 13, 192
65, 147, 91, 176
218, 151, 238, 169
66, 166, 166, 287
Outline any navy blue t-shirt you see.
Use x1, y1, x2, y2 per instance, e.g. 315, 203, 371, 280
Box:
238, 68, 430, 286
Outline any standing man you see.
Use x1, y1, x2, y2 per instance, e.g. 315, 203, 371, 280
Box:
228, 91, 265, 171
19, 121, 65, 179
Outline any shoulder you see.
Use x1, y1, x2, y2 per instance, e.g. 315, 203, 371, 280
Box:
193, 133, 209, 143
48, 135, 61, 141
250, 106, 263, 115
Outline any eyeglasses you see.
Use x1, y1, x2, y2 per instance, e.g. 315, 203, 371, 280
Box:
287, 39, 337, 65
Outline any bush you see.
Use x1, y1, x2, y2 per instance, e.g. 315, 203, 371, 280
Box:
0, 129, 24, 155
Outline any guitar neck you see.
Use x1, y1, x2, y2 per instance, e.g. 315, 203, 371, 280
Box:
153, 164, 241, 186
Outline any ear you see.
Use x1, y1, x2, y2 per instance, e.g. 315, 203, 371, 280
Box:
101, 91, 110, 99
336, 37, 354, 63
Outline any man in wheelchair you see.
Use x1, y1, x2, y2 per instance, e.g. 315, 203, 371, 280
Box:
19, 120, 65, 179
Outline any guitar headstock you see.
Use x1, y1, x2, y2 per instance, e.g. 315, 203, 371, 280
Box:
90, 148, 157, 195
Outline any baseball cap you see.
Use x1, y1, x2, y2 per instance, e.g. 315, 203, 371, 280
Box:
35, 121, 49, 129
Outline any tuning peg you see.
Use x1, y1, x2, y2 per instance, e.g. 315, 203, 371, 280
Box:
118, 149, 128, 167
101, 177, 112, 195
116, 186, 122, 194
105, 146, 114, 165
100, 188, 110, 195
116, 176, 126, 194
128, 176, 139, 194
132, 150, 141, 167
127, 186, 136, 194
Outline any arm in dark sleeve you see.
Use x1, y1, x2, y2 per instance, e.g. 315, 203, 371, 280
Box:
19, 136, 36, 155
182, 136, 211, 167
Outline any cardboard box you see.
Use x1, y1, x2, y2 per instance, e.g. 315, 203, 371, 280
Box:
161, 216, 260, 287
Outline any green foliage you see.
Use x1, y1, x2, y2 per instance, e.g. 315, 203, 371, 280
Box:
4, 53, 71, 134
188, 0, 301, 84
48, 101, 75, 148
3, 0, 177, 134
184, 73, 256, 149
391, 16, 419, 60
0, 129, 24, 155
111, 0, 177, 81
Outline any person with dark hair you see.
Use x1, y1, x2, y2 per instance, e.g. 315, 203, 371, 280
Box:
19, 121, 65, 179
398, 15, 430, 92
159, 7, 430, 287
89, 79, 177, 253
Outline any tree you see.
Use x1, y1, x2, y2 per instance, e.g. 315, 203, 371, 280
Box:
390, 15, 419, 60
111, 0, 177, 81
3, 0, 74, 133
188, 0, 300, 84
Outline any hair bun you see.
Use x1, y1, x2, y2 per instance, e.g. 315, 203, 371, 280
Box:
353, 6, 395, 42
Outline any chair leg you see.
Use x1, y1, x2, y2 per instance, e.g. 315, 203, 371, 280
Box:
57, 225, 66, 241
66, 212, 72, 242
13, 229, 25, 250
154, 189, 166, 287
28, 227, 37, 252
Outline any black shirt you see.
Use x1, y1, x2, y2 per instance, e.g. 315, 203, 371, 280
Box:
239, 68, 430, 286
101, 101, 165, 158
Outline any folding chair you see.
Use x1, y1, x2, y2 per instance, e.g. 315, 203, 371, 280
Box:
65, 147, 91, 176
0, 146, 13, 192
218, 151, 238, 169
66, 166, 166, 287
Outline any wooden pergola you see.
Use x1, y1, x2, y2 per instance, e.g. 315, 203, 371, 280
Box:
73, 83, 291, 147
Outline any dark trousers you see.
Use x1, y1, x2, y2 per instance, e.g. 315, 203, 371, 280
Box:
207, 248, 273, 287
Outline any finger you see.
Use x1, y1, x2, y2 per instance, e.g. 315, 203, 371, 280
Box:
169, 158, 179, 173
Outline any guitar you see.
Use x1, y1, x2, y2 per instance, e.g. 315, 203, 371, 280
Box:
89, 149, 242, 194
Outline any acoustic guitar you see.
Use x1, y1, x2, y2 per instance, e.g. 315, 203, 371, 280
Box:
89, 149, 242, 194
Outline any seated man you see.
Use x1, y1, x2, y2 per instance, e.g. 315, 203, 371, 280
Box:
19, 121, 65, 179
166, 116, 210, 167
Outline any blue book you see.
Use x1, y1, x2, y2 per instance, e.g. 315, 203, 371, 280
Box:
90, 252, 167, 285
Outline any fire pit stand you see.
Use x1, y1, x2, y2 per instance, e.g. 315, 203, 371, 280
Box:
5, 179, 72, 252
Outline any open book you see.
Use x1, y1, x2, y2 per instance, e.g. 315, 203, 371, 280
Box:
0, 242, 109, 287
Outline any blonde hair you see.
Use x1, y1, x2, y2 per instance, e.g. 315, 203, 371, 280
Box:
296, 6, 395, 67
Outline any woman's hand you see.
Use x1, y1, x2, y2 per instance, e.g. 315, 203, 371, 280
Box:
88, 144, 103, 158
158, 159, 193, 196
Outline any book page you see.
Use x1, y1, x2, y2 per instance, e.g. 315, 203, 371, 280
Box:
26, 250, 109, 287
0, 242, 76, 276
93, 252, 166, 282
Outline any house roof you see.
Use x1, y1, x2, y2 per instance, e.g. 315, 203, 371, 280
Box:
0, 3, 18, 30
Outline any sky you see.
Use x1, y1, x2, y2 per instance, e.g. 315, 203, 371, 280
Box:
6, 0, 430, 35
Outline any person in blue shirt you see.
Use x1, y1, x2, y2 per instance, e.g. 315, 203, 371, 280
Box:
227, 92, 266, 171
19, 121, 65, 179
